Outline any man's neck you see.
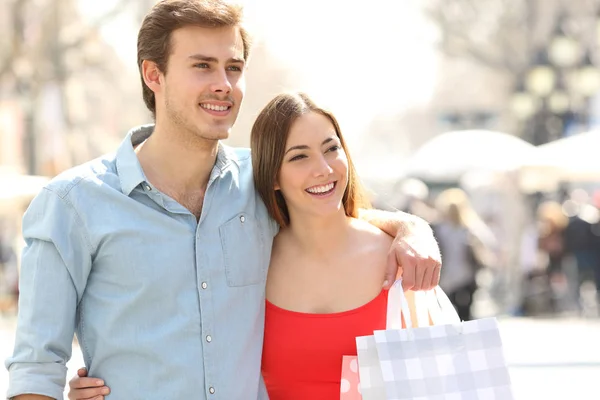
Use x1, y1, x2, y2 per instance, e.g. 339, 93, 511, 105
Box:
136, 124, 219, 194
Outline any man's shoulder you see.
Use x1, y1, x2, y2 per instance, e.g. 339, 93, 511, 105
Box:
44, 152, 119, 199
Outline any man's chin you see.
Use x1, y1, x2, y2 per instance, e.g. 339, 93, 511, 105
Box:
197, 128, 231, 141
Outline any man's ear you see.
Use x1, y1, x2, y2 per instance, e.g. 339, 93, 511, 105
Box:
141, 60, 163, 94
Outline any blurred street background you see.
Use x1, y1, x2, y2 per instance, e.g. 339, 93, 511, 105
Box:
2, 0, 600, 398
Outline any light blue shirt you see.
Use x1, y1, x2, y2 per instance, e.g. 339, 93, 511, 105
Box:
6, 125, 276, 400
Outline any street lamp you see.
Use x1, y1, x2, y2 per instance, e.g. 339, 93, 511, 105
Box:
510, 10, 600, 143
525, 50, 556, 98
576, 52, 600, 98
548, 78, 570, 115
548, 15, 582, 69
510, 80, 539, 120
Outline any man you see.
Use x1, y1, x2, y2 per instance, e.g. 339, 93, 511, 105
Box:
6, 1, 441, 399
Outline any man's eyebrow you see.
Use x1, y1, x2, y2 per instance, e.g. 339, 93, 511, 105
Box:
188, 54, 217, 62
188, 54, 245, 64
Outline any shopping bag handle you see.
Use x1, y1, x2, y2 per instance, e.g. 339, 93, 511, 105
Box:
386, 280, 413, 329
387, 280, 460, 330
423, 287, 461, 324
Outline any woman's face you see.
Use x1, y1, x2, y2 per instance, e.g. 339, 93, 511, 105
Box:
275, 112, 349, 222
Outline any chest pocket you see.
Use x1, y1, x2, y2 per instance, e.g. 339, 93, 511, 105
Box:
220, 213, 267, 286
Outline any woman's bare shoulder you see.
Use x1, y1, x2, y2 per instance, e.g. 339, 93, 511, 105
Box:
350, 218, 394, 249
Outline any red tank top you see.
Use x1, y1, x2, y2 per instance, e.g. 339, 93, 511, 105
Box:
261, 289, 388, 400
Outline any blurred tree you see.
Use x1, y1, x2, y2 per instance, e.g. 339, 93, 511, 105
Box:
0, 0, 136, 175
425, 0, 600, 144
425, 0, 599, 75
1, 0, 293, 171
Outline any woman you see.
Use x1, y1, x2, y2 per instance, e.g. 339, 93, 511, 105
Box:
67, 92, 418, 399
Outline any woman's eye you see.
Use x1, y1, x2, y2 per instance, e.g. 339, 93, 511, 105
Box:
289, 154, 306, 162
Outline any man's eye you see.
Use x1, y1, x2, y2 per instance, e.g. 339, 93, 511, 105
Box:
193, 63, 209, 68
227, 65, 242, 72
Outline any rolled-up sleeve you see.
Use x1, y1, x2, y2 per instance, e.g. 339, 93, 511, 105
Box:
5, 187, 93, 399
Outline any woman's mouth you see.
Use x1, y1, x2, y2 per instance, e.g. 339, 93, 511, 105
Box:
305, 181, 336, 196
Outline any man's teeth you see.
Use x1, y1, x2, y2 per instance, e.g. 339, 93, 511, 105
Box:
306, 183, 334, 194
201, 104, 229, 111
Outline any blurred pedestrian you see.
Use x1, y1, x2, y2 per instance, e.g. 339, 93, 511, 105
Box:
433, 188, 495, 321
536, 200, 569, 313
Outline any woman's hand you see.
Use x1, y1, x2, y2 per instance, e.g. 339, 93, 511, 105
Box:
67, 368, 110, 400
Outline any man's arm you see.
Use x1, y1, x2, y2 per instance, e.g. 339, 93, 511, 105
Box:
6, 188, 93, 400
359, 208, 425, 238
359, 208, 441, 291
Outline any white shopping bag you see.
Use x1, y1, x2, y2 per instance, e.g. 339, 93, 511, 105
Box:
355, 282, 432, 400
358, 281, 514, 399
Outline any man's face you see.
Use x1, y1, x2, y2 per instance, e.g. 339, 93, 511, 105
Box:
158, 25, 246, 141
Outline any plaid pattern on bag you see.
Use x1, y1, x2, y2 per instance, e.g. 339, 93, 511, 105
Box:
373, 317, 514, 400
355, 335, 387, 400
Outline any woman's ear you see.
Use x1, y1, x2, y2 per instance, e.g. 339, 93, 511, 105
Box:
274, 180, 280, 191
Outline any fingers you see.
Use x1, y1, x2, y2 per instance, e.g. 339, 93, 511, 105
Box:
383, 251, 398, 289
420, 260, 434, 291
389, 232, 443, 292
400, 255, 416, 291
68, 372, 110, 400
69, 386, 110, 400
69, 377, 104, 389
399, 248, 441, 291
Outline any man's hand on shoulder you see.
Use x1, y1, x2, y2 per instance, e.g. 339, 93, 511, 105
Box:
384, 214, 441, 291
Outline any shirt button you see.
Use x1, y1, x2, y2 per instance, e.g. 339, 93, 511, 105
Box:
206, 335, 212, 343
144, 184, 151, 191
201, 282, 208, 289
209, 387, 215, 394
240, 215, 245, 223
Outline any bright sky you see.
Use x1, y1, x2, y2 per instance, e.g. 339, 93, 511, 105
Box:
76, 0, 440, 147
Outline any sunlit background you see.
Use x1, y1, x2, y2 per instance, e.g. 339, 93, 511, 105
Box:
1, 0, 600, 398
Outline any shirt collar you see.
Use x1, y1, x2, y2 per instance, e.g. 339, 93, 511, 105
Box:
116, 124, 153, 196
115, 124, 233, 196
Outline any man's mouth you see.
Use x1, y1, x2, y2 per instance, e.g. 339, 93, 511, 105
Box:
200, 103, 231, 112
305, 182, 336, 196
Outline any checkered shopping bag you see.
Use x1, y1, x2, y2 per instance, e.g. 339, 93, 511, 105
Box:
355, 282, 430, 400
359, 281, 514, 399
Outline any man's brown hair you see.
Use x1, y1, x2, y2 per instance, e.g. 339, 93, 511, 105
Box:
251, 92, 371, 227
137, 0, 251, 118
